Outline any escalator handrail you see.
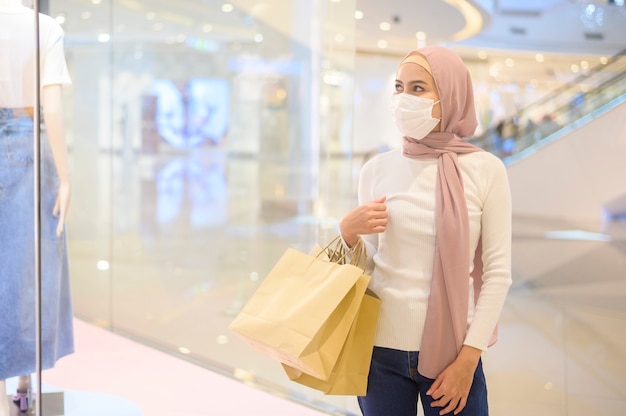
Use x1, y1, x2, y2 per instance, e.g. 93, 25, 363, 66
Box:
512, 48, 626, 115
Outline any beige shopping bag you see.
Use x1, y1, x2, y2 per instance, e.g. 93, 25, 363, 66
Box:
228, 238, 369, 381
282, 289, 380, 395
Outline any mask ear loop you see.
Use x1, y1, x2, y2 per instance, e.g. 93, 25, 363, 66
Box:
432, 100, 441, 121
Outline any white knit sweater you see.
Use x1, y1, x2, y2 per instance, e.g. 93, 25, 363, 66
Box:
357, 148, 512, 352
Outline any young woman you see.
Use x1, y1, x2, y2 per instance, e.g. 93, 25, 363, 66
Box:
339, 46, 512, 416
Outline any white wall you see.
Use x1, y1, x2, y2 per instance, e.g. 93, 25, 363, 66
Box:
506, 100, 626, 225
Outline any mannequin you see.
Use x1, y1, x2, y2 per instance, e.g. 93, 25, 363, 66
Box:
0, 0, 74, 414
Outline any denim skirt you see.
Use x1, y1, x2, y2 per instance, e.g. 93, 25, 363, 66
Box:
0, 109, 74, 379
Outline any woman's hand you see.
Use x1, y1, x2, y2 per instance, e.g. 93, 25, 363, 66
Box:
53, 181, 71, 237
339, 196, 388, 247
427, 345, 482, 415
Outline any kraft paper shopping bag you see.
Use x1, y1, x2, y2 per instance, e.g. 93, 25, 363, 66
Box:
229, 238, 369, 380
282, 289, 380, 395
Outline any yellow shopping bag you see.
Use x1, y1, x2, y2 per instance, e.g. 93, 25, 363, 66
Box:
229, 237, 369, 381
282, 289, 380, 395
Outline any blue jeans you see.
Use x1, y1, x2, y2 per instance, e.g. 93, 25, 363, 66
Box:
358, 347, 488, 416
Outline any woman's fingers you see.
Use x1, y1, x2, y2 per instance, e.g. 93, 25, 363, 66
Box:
340, 196, 388, 238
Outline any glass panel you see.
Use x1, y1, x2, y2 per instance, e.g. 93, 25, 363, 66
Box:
1, 0, 42, 413
43, 0, 359, 414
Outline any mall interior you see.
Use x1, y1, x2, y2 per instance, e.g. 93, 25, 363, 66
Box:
1, 0, 625, 415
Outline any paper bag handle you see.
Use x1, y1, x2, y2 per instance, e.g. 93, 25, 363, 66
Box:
317, 235, 366, 269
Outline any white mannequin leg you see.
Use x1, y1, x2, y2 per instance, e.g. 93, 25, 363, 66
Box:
0, 380, 9, 416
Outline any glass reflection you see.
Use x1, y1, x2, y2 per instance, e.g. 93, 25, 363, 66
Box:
149, 78, 229, 148
48, 0, 359, 413
155, 157, 227, 227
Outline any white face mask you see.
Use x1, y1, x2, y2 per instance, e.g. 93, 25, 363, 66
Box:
390, 93, 440, 140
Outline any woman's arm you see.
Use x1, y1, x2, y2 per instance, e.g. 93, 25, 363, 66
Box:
339, 158, 387, 273
464, 156, 512, 350
428, 155, 512, 415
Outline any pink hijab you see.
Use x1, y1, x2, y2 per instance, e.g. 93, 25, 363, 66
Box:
399, 46, 494, 378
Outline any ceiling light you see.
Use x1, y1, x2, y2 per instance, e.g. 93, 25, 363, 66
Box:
221, 3, 234, 13
324, 71, 346, 86
275, 89, 287, 100
92, 0, 102, 4
55, 13, 66, 25
355, 10, 364, 20
489, 63, 502, 77
379, 22, 391, 31
581, 3, 604, 29
254, 33, 264, 43
580, 60, 589, 69
535, 53, 544, 63
415, 31, 427, 48
441, 0, 484, 41
600, 56, 608, 64
571, 64, 580, 73
96, 260, 109, 271
377, 39, 388, 49
97, 33, 110, 43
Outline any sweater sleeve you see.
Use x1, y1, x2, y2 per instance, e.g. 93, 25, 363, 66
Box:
464, 155, 512, 350
356, 157, 380, 275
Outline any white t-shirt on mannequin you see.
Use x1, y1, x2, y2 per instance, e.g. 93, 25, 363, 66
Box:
0, 0, 71, 107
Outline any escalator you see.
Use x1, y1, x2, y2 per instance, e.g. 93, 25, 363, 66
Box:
474, 48, 626, 164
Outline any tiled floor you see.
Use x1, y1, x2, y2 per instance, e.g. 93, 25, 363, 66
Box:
3, 319, 327, 416
14, 152, 624, 415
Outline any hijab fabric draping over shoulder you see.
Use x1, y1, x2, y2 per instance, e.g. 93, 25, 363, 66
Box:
400, 46, 491, 379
